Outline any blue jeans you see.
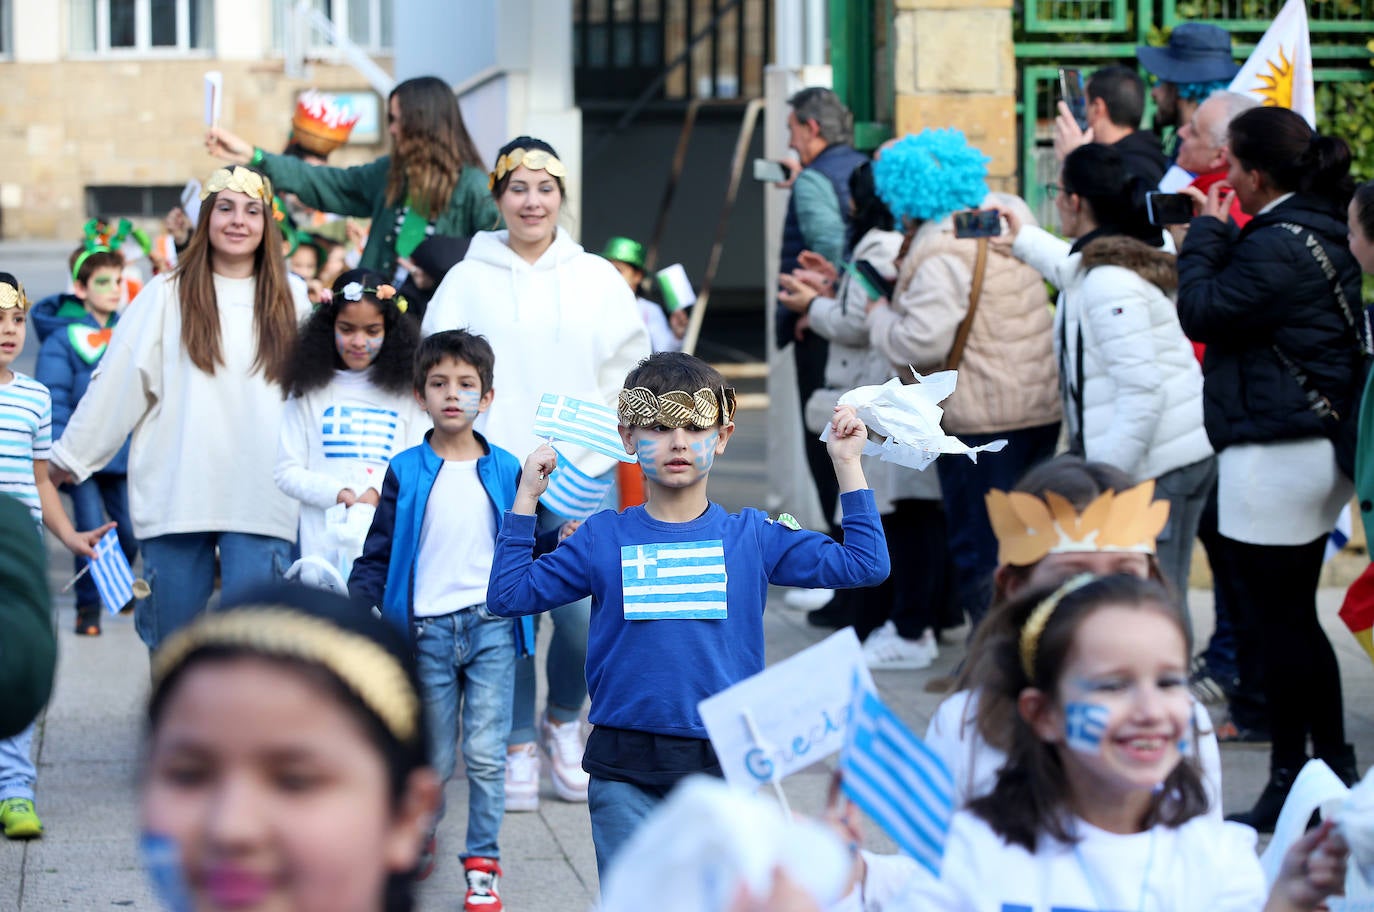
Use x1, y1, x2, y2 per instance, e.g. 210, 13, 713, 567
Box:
935, 422, 1059, 631
0, 723, 35, 802
588, 776, 670, 884
65, 474, 138, 610
415, 606, 515, 860
136, 532, 292, 649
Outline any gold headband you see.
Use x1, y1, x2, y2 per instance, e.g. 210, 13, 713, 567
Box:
151, 607, 420, 745
488, 147, 568, 190
986, 481, 1170, 568
0, 281, 29, 311
201, 166, 271, 201
618, 386, 738, 429
1019, 573, 1096, 679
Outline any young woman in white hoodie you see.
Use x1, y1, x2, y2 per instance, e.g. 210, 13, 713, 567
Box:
422, 136, 651, 812
48, 166, 312, 649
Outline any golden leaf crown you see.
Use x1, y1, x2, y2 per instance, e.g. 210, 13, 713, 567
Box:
151, 607, 420, 746
488, 148, 568, 191
1019, 572, 1096, 679
985, 480, 1170, 567
618, 386, 738, 429
0, 279, 29, 311
201, 166, 271, 202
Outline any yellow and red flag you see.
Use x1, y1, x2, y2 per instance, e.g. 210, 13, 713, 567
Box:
1339, 562, 1374, 665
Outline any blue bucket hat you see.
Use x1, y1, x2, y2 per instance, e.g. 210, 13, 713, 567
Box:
1137, 23, 1241, 85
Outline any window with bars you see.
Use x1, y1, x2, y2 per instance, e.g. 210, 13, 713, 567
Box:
86, 185, 186, 219
69, 0, 213, 54
271, 0, 393, 54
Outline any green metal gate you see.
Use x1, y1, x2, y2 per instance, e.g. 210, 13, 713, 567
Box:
1014, 0, 1374, 226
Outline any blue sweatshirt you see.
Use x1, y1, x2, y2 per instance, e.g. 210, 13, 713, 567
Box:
33, 296, 129, 475
488, 488, 889, 738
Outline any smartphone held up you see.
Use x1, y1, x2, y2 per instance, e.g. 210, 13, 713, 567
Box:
1058, 67, 1089, 132
953, 209, 1003, 239
1145, 192, 1195, 227
752, 158, 789, 183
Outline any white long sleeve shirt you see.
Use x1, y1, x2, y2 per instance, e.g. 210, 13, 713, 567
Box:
50, 272, 311, 541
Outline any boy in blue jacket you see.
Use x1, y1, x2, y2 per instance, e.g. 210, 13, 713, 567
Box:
34, 247, 137, 635
349, 329, 553, 912
488, 351, 890, 882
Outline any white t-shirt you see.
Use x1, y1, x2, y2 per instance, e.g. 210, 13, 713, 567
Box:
1218, 438, 1353, 545
413, 459, 495, 617
925, 689, 1223, 820
891, 812, 1266, 912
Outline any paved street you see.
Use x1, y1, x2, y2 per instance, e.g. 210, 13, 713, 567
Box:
4, 241, 1374, 908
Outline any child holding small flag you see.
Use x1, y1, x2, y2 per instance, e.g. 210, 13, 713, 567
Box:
891, 574, 1345, 911
488, 351, 890, 882
0, 272, 114, 840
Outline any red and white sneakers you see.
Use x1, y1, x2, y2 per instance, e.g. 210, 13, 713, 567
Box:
463, 857, 503, 912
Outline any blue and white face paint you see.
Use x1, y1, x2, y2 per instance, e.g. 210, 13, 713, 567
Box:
1064, 701, 1110, 754
141, 831, 194, 912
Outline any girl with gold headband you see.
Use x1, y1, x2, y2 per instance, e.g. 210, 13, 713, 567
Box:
421, 135, 650, 814
206, 76, 496, 286
48, 166, 312, 650
890, 574, 1347, 912
140, 584, 440, 912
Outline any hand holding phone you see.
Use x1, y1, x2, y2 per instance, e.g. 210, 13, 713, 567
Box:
752, 158, 788, 183
953, 209, 1003, 239
1058, 68, 1088, 132
848, 260, 895, 301
1145, 192, 1195, 227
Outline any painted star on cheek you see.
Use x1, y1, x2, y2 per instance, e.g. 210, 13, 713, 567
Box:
1064, 701, 1109, 754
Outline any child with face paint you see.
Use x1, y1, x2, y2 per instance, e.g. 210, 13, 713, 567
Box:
140, 584, 442, 912
892, 573, 1348, 912
488, 351, 890, 884
275, 269, 429, 571
348, 330, 567, 911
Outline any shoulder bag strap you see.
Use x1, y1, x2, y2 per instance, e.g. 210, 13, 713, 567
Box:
943, 238, 989, 372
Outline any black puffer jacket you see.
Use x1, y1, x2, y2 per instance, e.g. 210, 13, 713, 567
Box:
1176, 193, 1364, 453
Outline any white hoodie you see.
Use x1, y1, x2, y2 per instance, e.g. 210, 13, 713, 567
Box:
422, 230, 651, 476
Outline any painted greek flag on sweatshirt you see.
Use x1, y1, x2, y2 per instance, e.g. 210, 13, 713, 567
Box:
620, 540, 728, 619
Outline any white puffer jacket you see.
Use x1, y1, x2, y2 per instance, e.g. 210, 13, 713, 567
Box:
1013, 225, 1212, 482
805, 228, 940, 513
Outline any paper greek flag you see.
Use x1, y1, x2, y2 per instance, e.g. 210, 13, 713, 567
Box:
320, 405, 402, 463
541, 452, 615, 520
840, 677, 955, 876
533, 393, 637, 464
620, 540, 728, 619
90, 527, 136, 615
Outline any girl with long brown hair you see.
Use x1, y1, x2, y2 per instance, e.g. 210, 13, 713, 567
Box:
49, 166, 312, 651
205, 76, 496, 289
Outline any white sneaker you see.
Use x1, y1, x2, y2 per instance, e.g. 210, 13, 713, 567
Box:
540, 713, 590, 802
782, 588, 834, 611
862, 622, 938, 671
504, 742, 540, 812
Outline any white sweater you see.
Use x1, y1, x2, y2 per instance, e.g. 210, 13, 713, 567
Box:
1013, 225, 1212, 482
421, 230, 651, 476
275, 369, 431, 559
50, 272, 311, 541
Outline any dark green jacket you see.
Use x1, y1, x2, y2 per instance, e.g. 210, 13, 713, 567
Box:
259, 152, 500, 279
0, 494, 55, 738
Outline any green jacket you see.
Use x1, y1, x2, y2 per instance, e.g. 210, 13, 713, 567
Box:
259, 152, 500, 279
0, 494, 55, 738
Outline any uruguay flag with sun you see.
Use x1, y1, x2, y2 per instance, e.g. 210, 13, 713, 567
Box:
1228, 0, 1315, 126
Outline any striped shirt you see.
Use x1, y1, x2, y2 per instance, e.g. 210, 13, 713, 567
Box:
0, 372, 52, 525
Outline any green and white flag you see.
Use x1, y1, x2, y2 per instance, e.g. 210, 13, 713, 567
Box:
656, 263, 697, 313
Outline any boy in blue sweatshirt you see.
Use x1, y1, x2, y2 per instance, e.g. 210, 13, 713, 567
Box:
349, 330, 550, 912
34, 247, 137, 635
488, 351, 890, 882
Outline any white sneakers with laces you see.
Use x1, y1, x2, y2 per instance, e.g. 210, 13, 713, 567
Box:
782, 587, 834, 611
540, 713, 590, 802
862, 621, 938, 671
504, 742, 540, 812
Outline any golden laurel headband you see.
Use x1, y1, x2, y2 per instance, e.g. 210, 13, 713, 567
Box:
1019, 572, 1096, 679
151, 607, 420, 746
0, 280, 29, 311
201, 166, 272, 202
618, 386, 738, 429
488, 147, 568, 190
986, 480, 1170, 568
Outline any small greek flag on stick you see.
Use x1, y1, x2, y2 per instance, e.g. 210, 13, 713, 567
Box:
541, 453, 616, 520
840, 675, 955, 876
533, 393, 637, 464
90, 527, 136, 615
621, 540, 728, 619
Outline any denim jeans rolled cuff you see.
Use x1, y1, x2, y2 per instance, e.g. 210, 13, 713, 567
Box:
588, 776, 672, 885
136, 531, 292, 649
414, 604, 515, 860
0, 724, 37, 801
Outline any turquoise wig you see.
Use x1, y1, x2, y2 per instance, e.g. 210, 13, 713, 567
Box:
873, 129, 990, 224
